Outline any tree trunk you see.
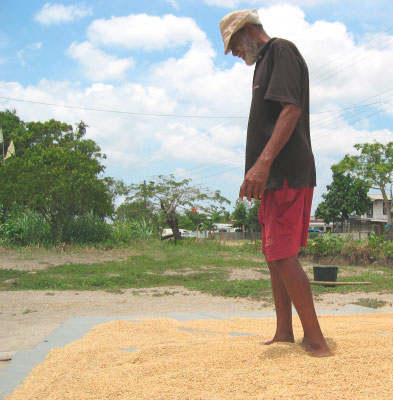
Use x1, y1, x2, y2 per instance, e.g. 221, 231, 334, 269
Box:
380, 186, 392, 241
166, 212, 181, 241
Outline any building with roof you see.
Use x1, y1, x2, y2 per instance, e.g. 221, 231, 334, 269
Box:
361, 193, 393, 223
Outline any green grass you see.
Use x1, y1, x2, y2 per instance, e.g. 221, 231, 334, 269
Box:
0, 239, 392, 300
310, 267, 393, 294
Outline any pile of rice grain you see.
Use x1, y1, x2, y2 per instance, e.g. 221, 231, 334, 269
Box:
6, 313, 393, 399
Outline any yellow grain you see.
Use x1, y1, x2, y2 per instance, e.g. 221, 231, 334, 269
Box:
6, 313, 393, 399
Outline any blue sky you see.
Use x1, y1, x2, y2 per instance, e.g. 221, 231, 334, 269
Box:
1, 0, 393, 213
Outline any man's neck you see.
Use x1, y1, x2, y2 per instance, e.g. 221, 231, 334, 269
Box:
257, 32, 272, 48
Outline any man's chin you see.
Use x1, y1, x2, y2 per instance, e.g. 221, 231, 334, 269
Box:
245, 58, 257, 66
244, 51, 258, 66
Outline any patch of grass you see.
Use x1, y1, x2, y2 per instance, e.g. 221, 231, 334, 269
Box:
1, 240, 392, 300
186, 279, 272, 301
104, 288, 125, 294
152, 290, 178, 297
352, 298, 388, 309
22, 309, 37, 314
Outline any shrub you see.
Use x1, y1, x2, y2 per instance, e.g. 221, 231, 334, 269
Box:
304, 231, 393, 266
110, 219, 133, 244
0, 205, 52, 246
130, 218, 154, 240
304, 232, 344, 261
65, 211, 111, 244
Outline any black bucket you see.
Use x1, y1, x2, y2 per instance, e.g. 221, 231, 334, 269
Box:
313, 265, 338, 287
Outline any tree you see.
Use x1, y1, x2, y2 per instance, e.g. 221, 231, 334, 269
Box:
231, 200, 248, 231
127, 175, 230, 240
315, 168, 370, 227
335, 141, 393, 238
231, 199, 261, 232
116, 199, 156, 222
247, 200, 261, 232
0, 113, 115, 242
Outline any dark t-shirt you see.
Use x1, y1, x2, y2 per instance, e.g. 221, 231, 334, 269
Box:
245, 37, 316, 190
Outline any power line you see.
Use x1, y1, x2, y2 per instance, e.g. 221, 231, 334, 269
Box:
0, 96, 247, 120
310, 87, 393, 130
4, 92, 391, 118
110, 106, 249, 177
177, 153, 244, 178
193, 164, 242, 182
310, 24, 393, 76
311, 39, 393, 85
2, 30, 393, 184
312, 102, 393, 143
311, 96, 393, 132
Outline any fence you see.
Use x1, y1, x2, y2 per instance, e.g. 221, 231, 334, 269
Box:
219, 232, 261, 241
322, 231, 370, 241
217, 231, 372, 241
331, 218, 377, 233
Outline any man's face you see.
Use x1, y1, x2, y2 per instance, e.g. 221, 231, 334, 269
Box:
229, 27, 259, 66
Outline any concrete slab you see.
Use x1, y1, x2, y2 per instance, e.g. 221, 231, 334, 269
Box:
1, 306, 393, 399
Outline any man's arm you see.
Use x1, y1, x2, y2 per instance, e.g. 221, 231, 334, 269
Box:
239, 102, 302, 201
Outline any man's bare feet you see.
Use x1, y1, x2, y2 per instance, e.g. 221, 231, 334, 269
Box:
301, 338, 332, 357
264, 334, 295, 345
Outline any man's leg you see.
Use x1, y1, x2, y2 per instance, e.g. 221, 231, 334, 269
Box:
274, 255, 331, 357
265, 260, 294, 344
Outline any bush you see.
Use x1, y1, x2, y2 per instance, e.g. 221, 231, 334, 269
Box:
110, 219, 133, 244
304, 232, 344, 260
130, 218, 154, 240
304, 231, 393, 265
64, 211, 111, 244
0, 205, 52, 246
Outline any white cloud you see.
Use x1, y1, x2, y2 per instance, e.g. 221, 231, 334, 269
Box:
67, 41, 134, 81
34, 2, 93, 25
252, 4, 393, 110
17, 42, 42, 66
0, 79, 178, 167
155, 122, 244, 165
150, 42, 252, 119
87, 13, 208, 50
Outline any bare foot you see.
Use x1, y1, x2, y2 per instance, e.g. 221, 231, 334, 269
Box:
301, 338, 332, 357
263, 334, 295, 345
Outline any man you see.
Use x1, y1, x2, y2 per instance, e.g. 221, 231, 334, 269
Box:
220, 9, 331, 357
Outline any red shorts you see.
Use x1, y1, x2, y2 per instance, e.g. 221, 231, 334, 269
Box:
258, 180, 313, 262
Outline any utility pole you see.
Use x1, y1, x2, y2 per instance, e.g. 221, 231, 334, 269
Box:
0, 126, 4, 165
143, 180, 147, 211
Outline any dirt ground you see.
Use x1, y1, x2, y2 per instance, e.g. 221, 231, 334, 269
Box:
1, 247, 392, 371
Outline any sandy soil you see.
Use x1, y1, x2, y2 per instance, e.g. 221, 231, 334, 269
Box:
1, 248, 392, 371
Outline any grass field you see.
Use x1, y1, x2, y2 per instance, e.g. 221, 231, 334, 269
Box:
1, 239, 392, 300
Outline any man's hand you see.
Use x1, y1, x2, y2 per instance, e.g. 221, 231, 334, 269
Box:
239, 161, 271, 202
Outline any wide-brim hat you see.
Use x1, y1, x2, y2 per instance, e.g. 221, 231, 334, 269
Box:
220, 9, 261, 55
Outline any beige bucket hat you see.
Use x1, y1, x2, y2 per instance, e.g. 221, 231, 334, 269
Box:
220, 9, 261, 55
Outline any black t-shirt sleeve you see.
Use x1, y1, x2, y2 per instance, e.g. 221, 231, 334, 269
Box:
264, 45, 303, 108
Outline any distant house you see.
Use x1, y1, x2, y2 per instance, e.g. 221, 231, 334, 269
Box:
340, 194, 393, 235
213, 223, 234, 232
360, 194, 393, 223
309, 218, 332, 232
